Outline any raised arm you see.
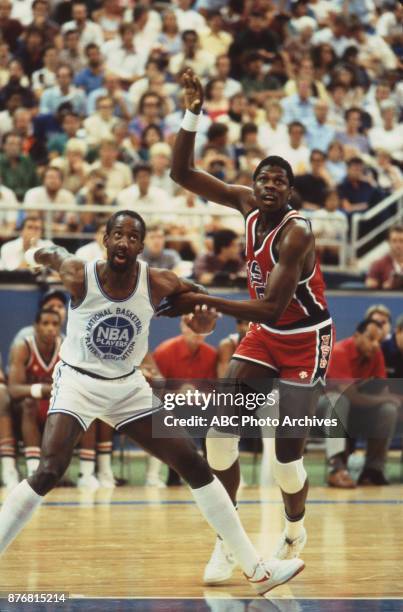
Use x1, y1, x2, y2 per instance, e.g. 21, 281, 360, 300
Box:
28, 245, 86, 303
170, 69, 255, 215
158, 221, 313, 325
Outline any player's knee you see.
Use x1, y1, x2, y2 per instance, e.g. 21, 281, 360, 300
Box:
0, 384, 10, 414
273, 457, 307, 494
206, 428, 239, 471
32, 458, 66, 494
22, 398, 38, 419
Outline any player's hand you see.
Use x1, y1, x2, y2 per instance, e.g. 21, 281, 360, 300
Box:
182, 68, 204, 114
156, 291, 201, 317
184, 304, 219, 335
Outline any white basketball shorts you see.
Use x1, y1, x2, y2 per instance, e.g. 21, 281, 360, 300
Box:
48, 361, 162, 431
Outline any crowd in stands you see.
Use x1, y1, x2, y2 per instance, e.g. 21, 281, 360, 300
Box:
0, 0, 401, 281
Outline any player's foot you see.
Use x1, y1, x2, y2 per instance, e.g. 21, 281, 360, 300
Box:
246, 557, 305, 597
97, 471, 116, 488
327, 469, 356, 489
358, 468, 389, 486
203, 537, 237, 584
2, 469, 19, 492
77, 474, 100, 490
145, 477, 167, 488
274, 527, 307, 560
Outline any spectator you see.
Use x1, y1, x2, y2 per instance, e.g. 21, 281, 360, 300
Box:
294, 149, 330, 210
284, 55, 329, 102
193, 229, 244, 285
102, 23, 144, 83
366, 305, 392, 342
311, 14, 350, 57
363, 80, 394, 129
275, 121, 310, 175
132, 4, 162, 58
83, 95, 118, 147
240, 51, 282, 103
149, 142, 176, 196
138, 124, 163, 162
61, 1, 104, 51
335, 107, 370, 156
374, 149, 403, 195
76, 220, 107, 262
218, 93, 247, 145
50, 138, 90, 194
46, 109, 82, 157
0, 215, 52, 270
325, 141, 347, 186
213, 54, 241, 98
139, 224, 182, 271
157, 10, 182, 57
116, 164, 171, 212
31, 45, 58, 98
74, 43, 104, 95
174, 0, 206, 32
338, 157, 378, 217
257, 101, 288, 156
199, 10, 232, 57
91, 138, 131, 200
0, 132, 38, 201
366, 226, 403, 290
0, 176, 19, 237
39, 65, 87, 116
311, 189, 348, 265
348, 20, 397, 78
204, 78, 229, 121
0, 59, 37, 109
15, 26, 45, 78
382, 314, 403, 380
312, 43, 337, 86
323, 319, 399, 487
128, 91, 166, 144
87, 72, 132, 120
27, 0, 59, 46
281, 78, 317, 125
24, 166, 77, 231
229, 10, 278, 80
326, 83, 348, 131
283, 16, 316, 68
76, 169, 113, 231
58, 29, 86, 74
169, 29, 215, 78
0, 0, 24, 53
92, 0, 123, 41
306, 100, 335, 153
0, 41, 10, 87
368, 101, 403, 164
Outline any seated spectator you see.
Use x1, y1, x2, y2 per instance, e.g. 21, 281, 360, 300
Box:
325, 141, 347, 186
326, 83, 348, 131
0, 215, 52, 270
284, 55, 329, 101
0, 42, 11, 88
193, 229, 244, 285
87, 72, 132, 120
0, 176, 19, 237
323, 319, 399, 487
294, 149, 331, 210
0, 132, 39, 201
14, 26, 45, 78
74, 43, 104, 95
368, 101, 403, 164
92, 0, 123, 41
169, 29, 215, 79
0, 0, 24, 53
257, 100, 288, 156
50, 138, 90, 194
199, 10, 232, 57
218, 93, 247, 145
117, 164, 172, 213
138, 124, 163, 162
139, 224, 182, 271
213, 54, 242, 99
382, 314, 403, 380
149, 142, 176, 197
338, 157, 378, 217
0, 59, 37, 109
129, 91, 166, 146
311, 43, 337, 86
90, 138, 131, 200
348, 20, 397, 78
58, 29, 86, 74
27, 0, 59, 46
240, 51, 282, 103
102, 23, 144, 83
283, 17, 316, 69
366, 225, 403, 290
306, 100, 335, 153
157, 10, 182, 57
24, 166, 78, 232
311, 14, 350, 58
335, 107, 370, 156
39, 65, 87, 116
281, 78, 317, 126
32, 45, 58, 98
132, 4, 162, 61
83, 95, 118, 147
204, 78, 229, 121
365, 304, 392, 342
76, 220, 107, 262
174, 0, 206, 33
61, 1, 104, 52
374, 149, 403, 195
311, 189, 348, 265
46, 109, 82, 158
363, 80, 394, 128
275, 121, 310, 176
76, 169, 113, 231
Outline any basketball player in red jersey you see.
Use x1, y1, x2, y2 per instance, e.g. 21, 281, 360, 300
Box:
8, 308, 62, 478
163, 69, 334, 583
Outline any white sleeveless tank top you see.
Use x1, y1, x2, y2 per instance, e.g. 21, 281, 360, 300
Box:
60, 259, 155, 378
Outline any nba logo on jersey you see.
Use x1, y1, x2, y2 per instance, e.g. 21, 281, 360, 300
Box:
85, 309, 142, 361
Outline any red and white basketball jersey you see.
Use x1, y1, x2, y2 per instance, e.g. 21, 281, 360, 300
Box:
245, 208, 331, 333
25, 335, 61, 384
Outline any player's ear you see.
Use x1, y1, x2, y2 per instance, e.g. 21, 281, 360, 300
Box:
103, 232, 108, 248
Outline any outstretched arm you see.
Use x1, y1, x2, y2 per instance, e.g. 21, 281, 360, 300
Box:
158, 223, 313, 325
27, 245, 86, 302
170, 69, 255, 216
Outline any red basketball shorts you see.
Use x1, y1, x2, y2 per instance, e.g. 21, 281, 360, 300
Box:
233, 321, 334, 384
38, 399, 50, 426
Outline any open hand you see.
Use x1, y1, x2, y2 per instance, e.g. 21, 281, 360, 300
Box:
184, 304, 219, 334
182, 68, 204, 114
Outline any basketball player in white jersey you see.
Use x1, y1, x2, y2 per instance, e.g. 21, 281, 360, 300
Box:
0, 210, 304, 598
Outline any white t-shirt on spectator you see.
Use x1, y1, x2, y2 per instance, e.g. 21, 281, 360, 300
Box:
116, 185, 171, 216
75, 241, 104, 262
0, 185, 19, 229
24, 187, 77, 209
368, 125, 403, 162
274, 143, 310, 175
102, 39, 146, 80
169, 50, 215, 78
61, 20, 104, 50
311, 209, 348, 241
0, 237, 53, 271
11, 0, 32, 25
258, 123, 289, 156
174, 8, 206, 32
90, 161, 132, 200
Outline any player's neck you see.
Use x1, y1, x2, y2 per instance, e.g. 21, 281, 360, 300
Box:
35, 335, 56, 360
102, 260, 139, 294
258, 205, 291, 231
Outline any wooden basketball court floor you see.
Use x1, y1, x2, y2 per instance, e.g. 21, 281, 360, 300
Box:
0, 484, 402, 612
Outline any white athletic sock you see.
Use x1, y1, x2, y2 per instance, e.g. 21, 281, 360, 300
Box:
97, 453, 112, 474
0, 479, 43, 554
191, 476, 260, 576
26, 458, 40, 477
146, 456, 163, 480
79, 459, 95, 478
1, 456, 17, 473
285, 514, 305, 540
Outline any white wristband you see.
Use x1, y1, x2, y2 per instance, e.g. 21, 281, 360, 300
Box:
25, 247, 42, 269
31, 384, 43, 399
181, 109, 200, 132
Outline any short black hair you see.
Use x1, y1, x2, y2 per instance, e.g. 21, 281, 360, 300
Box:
35, 307, 61, 324
253, 155, 294, 186
39, 289, 67, 308
106, 210, 146, 241
356, 318, 382, 334
213, 229, 238, 255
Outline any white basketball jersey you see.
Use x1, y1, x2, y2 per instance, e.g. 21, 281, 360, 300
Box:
60, 260, 155, 378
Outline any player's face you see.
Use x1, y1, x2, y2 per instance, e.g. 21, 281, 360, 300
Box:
104, 216, 144, 272
36, 313, 61, 344
355, 324, 382, 360
253, 165, 291, 212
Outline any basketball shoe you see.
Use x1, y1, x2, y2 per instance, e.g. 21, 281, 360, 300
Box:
77, 474, 100, 490
246, 557, 305, 597
97, 471, 116, 488
203, 537, 237, 584
274, 527, 307, 560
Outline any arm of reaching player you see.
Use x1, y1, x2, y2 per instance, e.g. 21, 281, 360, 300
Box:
8, 342, 52, 400
170, 69, 254, 216
26, 245, 86, 303
157, 223, 313, 325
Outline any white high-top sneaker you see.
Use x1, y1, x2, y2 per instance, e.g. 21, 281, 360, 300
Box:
274, 528, 307, 560
246, 557, 305, 597
203, 537, 237, 584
